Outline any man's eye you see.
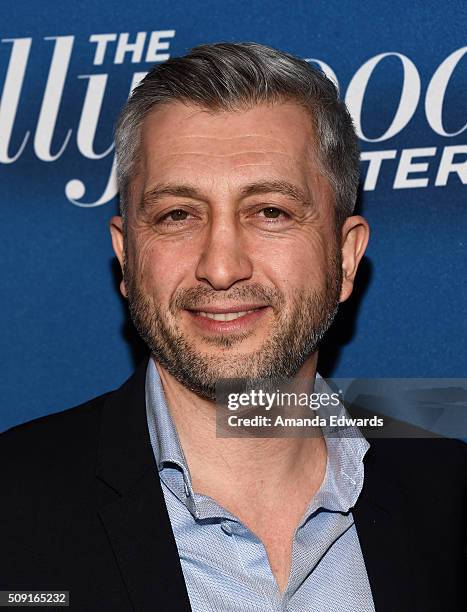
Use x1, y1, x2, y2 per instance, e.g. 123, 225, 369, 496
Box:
261, 207, 286, 219
163, 209, 189, 222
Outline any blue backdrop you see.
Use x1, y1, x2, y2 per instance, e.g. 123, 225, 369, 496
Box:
1, 0, 466, 432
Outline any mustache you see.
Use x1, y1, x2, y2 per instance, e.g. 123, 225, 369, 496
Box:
170, 283, 286, 313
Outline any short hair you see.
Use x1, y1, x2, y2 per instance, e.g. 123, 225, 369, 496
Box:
115, 42, 360, 228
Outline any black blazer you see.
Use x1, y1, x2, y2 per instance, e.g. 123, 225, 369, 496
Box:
1, 359, 465, 611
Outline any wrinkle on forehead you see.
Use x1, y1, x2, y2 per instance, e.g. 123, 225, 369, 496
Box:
145, 150, 300, 160
157, 133, 291, 141
141, 136, 314, 164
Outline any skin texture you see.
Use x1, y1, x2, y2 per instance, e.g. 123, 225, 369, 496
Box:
110, 100, 369, 593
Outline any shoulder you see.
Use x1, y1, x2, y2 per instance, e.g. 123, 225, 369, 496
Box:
0, 392, 112, 486
368, 436, 467, 469
366, 436, 467, 497
0, 359, 149, 492
0, 391, 111, 443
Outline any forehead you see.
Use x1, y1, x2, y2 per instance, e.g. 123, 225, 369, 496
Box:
137, 101, 322, 185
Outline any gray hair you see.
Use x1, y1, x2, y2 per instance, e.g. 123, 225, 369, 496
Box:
115, 42, 360, 227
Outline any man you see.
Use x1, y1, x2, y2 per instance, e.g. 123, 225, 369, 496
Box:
1, 43, 465, 611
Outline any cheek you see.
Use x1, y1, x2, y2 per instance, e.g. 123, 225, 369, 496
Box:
131, 233, 197, 299
252, 229, 331, 292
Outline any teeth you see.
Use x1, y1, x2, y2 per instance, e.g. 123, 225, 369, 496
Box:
198, 310, 253, 322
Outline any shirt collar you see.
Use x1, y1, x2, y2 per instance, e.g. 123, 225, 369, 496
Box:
145, 358, 370, 518
311, 373, 370, 514
145, 357, 187, 470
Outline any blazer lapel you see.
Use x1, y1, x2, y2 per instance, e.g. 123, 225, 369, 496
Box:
353, 443, 415, 612
95, 358, 192, 612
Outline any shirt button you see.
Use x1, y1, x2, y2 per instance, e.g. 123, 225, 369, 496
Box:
221, 521, 233, 535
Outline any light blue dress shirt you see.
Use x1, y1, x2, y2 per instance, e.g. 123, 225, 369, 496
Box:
145, 358, 375, 611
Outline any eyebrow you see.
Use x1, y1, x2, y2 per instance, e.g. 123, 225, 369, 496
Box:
239, 180, 312, 206
138, 179, 312, 214
139, 184, 203, 214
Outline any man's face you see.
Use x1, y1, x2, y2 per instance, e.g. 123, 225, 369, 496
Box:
118, 101, 346, 398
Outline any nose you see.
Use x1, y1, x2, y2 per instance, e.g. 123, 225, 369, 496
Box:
195, 217, 253, 290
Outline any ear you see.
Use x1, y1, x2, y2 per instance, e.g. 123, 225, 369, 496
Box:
339, 215, 370, 303
109, 216, 127, 298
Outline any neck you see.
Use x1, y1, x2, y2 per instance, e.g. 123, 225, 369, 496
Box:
154, 354, 327, 503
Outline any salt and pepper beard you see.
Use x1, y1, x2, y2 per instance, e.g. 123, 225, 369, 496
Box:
124, 248, 343, 401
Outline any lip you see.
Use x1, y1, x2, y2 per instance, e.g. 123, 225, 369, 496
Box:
187, 304, 268, 314
185, 305, 270, 333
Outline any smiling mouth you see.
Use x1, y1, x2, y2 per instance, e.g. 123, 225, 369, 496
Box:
186, 304, 270, 327
196, 309, 262, 322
